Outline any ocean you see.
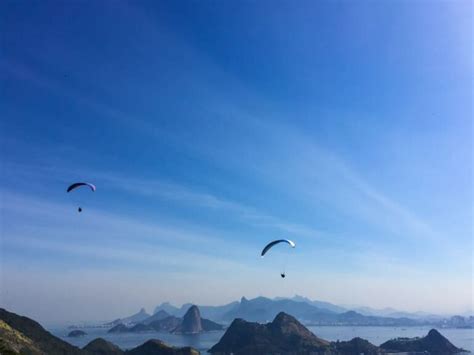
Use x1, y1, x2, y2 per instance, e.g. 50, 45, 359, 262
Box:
52, 325, 474, 353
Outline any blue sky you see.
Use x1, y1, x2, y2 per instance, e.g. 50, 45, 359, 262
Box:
1, 0, 472, 325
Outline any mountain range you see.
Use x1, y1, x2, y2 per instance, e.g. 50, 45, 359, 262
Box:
151, 296, 440, 326
108, 305, 224, 335
208, 312, 466, 354
0, 308, 198, 355
1, 307, 466, 355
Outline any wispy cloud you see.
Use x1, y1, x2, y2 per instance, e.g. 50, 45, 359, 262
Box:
228, 119, 449, 245
1, 190, 249, 253
2, 160, 325, 241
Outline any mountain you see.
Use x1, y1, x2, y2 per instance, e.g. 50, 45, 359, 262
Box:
222, 296, 335, 322
209, 312, 330, 354
0, 308, 83, 355
153, 301, 238, 321
172, 305, 203, 334
154, 296, 458, 326
153, 297, 425, 326
351, 305, 443, 321
166, 305, 223, 334
380, 328, 466, 354
171, 305, 223, 334
148, 316, 182, 332
331, 337, 381, 354
191, 302, 239, 321
210, 312, 451, 354
107, 306, 222, 335
131, 296, 467, 327
125, 339, 199, 355
275, 295, 347, 313
120, 308, 151, 325
142, 310, 170, 325
83, 338, 124, 355
0, 319, 42, 355
155, 297, 348, 321
153, 302, 182, 316
105, 309, 151, 327
1, 307, 466, 355
68, 329, 87, 337
333, 310, 418, 326
201, 318, 224, 331
0, 308, 201, 355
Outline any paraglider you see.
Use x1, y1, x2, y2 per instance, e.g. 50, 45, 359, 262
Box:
261, 239, 295, 278
66, 182, 96, 212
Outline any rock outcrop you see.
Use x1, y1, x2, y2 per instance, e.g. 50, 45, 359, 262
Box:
172, 305, 223, 334
0, 308, 201, 355
0, 319, 43, 355
68, 329, 87, 337
0, 308, 83, 355
125, 339, 199, 355
380, 328, 465, 354
209, 312, 329, 354
173, 305, 202, 334
83, 338, 124, 355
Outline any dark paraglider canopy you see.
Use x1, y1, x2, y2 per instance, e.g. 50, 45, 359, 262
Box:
67, 182, 95, 213
261, 239, 296, 257
67, 182, 96, 193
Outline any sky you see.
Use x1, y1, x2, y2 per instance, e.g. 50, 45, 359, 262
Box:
1, 0, 472, 326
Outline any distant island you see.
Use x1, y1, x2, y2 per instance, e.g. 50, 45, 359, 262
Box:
0, 307, 468, 355
67, 329, 87, 337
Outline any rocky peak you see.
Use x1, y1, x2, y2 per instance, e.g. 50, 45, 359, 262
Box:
173, 305, 202, 334
126, 339, 199, 355
269, 312, 329, 345
424, 328, 461, 352
209, 312, 329, 354
427, 328, 443, 339
380, 328, 464, 354
272, 311, 297, 325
